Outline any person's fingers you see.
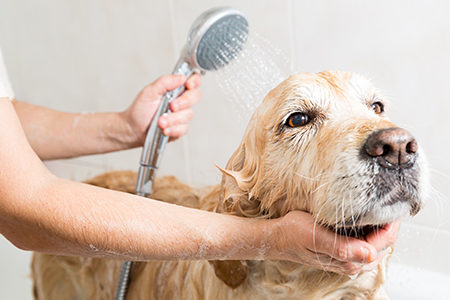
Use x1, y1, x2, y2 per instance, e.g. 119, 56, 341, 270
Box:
158, 109, 194, 130
279, 211, 377, 264
186, 73, 202, 90
142, 74, 187, 99
360, 246, 392, 272
163, 124, 189, 141
332, 261, 364, 276
305, 224, 377, 264
302, 250, 365, 276
364, 219, 401, 253
170, 88, 202, 112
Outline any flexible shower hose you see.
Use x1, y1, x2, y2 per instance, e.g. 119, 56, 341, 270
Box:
115, 261, 133, 300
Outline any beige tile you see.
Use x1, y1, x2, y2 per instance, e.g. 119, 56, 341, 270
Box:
44, 159, 107, 182
81, 0, 177, 113
393, 220, 450, 275
0, 236, 33, 300
385, 221, 450, 297
0, 0, 99, 112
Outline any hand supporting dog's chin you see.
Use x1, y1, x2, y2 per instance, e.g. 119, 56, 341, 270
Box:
265, 211, 400, 276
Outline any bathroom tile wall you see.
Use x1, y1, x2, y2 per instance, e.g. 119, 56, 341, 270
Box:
1, 1, 449, 299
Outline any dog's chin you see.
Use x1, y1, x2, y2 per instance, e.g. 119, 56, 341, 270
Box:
361, 200, 411, 225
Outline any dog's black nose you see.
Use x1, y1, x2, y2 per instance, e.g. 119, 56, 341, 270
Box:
364, 128, 418, 169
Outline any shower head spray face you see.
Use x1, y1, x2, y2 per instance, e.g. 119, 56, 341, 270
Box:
185, 7, 249, 72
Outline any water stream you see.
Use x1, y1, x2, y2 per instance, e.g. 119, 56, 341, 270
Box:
207, 26, 295, 125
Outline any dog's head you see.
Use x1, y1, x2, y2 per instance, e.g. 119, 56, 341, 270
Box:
218, 70, 427, 228
212, 70, 428, 288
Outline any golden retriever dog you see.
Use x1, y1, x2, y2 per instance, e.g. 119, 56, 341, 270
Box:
32, 70, 428, 300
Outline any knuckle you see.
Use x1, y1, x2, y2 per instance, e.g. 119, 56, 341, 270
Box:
161, 74, 171, 82
338, 246, 349, 261
156, 75, 172, 88
143, 84, 154, 94
186, 109, 194, 121
175, 125, 188, 136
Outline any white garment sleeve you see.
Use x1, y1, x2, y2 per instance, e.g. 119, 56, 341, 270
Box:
0, 42, 15, 100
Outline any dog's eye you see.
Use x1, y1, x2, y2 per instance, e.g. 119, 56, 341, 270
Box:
287, 113, 309, 127
371, 102, 384, 114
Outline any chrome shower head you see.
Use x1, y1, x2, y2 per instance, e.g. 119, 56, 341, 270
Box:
136, 7, 249, 199
184, 7, 249, 71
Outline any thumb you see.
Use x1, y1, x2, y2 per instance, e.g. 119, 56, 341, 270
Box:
148, 74, 187, 97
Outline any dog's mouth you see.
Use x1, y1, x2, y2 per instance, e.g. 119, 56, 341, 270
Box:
331, 223, 392, 240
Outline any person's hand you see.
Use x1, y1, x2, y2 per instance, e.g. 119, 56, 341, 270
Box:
359, 219, 400, 272
268, 211, 400, 276
121, 73, 202, 145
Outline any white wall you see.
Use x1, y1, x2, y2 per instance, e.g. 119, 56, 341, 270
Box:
1, 1, 449, 299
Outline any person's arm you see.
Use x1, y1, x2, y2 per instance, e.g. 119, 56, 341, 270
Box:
1, 97, 396, 275
12, 74, 201, 160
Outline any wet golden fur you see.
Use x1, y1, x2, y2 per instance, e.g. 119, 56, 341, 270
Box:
32, 71, 427, 299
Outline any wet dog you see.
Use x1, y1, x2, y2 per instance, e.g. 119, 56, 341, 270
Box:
32, 71, 428, 299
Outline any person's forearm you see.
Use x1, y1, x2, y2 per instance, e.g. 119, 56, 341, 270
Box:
2, 170, 268, 261
0, 98, 263, 260
11, 75, 202, 160
12, 100, 140, 160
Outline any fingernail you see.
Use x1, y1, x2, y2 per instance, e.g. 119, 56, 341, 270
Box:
361, 247, 370, 263
164, 128, 171, 135
171, 102, 179, 111
384, 222, 394, 232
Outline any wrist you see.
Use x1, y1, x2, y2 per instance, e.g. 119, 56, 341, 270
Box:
107, 111, 145, 150
260, 218, 285, 261
226, 217, 279, 261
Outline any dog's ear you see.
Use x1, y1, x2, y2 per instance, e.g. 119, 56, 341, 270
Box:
214, 115, 269, 216
209, 260, 249, 289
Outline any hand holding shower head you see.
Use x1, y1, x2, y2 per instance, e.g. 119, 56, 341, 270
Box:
135, 7, 249, 197
116, 8, 249, 300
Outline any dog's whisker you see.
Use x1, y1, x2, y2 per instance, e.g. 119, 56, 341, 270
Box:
422, 183, 450, 244
311, 179, 334, 194
294, 172, 328, 181
429, 168, 450, 183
